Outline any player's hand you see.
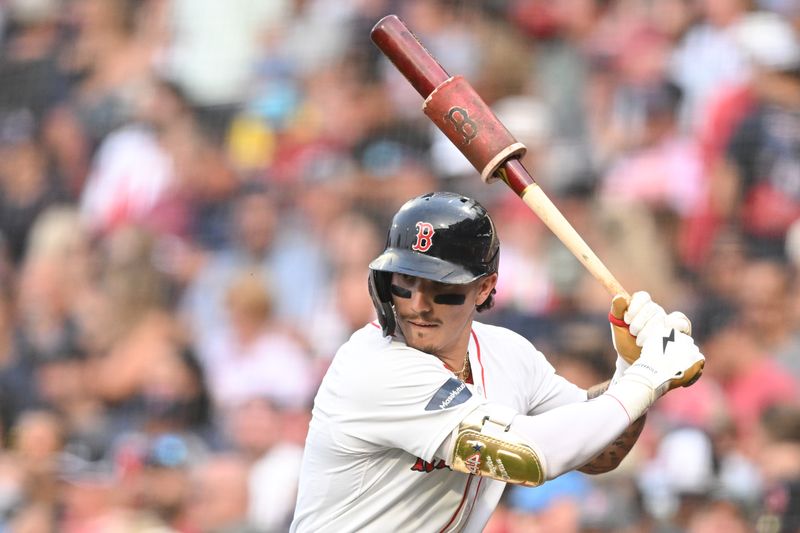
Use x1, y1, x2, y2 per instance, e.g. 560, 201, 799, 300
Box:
609, 291, 692, 365
625, 327, 705, 398
607, 325, 704, 422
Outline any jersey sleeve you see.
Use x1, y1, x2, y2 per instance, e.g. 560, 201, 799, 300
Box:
328, 342, 487, 463
526, 364, 587, 415
506, 333, 587, 415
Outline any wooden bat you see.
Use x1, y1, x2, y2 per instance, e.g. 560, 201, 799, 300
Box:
371, 14, 629, 299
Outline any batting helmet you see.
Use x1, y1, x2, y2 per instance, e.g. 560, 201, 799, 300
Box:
368, 192, 500, 336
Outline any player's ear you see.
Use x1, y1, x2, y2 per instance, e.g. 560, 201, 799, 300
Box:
475, 273, 498, 307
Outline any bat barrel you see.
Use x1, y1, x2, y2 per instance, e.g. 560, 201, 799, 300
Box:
370, 15, 450, 98
371, 14, 628, 299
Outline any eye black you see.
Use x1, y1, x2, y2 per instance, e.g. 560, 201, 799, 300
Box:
390, 284, 412, 298
433, 293, 466, 305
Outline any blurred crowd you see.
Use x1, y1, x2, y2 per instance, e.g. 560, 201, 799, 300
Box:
0, 0, 799, 531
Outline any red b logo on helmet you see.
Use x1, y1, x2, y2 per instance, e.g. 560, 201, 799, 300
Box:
412, 222, 435, 252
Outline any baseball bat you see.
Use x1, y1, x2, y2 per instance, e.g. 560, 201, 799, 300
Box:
371, 14, 629, 299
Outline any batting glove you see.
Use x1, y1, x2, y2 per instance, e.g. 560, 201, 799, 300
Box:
610, 291, 692, 366
607, 327, 705, 422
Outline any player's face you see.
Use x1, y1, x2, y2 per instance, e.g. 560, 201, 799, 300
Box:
391, 273, 497, 359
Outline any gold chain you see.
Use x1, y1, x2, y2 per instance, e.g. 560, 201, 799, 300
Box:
454, 351, 470, 382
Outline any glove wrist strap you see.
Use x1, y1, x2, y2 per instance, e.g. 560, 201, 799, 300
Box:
611, 356, 631, 386
606, 377, 656, 423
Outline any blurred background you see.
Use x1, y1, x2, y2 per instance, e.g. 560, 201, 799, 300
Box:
0, 0, 799, 531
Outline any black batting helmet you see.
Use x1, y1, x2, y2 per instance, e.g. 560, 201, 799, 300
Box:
368, 192, 500, 336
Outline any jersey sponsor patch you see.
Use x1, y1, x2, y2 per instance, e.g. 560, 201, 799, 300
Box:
425, 377, 472, 411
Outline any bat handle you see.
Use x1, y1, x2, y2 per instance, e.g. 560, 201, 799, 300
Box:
370, 14, 450, 98
501, 160, 630, 299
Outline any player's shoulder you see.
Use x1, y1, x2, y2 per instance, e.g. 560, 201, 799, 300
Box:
335, 322, 419, 366
346, 322, 395, 351
323, 323, 449, 397
471, 320, 538, 350
471, 320, 551, 374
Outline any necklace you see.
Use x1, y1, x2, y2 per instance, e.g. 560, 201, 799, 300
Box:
454, 351, 470, 382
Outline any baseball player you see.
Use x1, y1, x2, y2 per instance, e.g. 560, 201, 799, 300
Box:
291, 192, 704, 532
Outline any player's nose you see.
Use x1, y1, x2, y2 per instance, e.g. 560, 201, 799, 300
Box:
409, 282, 434, 312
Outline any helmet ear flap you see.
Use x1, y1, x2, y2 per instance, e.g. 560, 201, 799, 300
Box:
368, 270, 395, 337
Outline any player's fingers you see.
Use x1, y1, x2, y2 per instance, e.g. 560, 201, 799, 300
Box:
635, 318, 667, 347
665, 311, 692, 335
624, 291, 652, 325
628, 301, 665, 337
610, 294, 629, 320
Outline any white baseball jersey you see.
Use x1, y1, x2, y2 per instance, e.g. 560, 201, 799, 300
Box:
290, 320, 587, 533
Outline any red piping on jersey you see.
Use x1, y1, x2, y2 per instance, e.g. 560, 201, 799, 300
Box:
434, 329, 488, 532
462, 477, 484, 525
471, 329, 486, 395
438, 475, 473, 533
605, 392, 634, 424
370, 321, 381, 329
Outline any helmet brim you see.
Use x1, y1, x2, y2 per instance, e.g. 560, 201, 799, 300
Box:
368, 248, 482, 285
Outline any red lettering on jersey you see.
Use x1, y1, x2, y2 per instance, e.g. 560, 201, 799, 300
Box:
411, 458, 429, 472
410, 457, 451, 473
411, 222, 435, 252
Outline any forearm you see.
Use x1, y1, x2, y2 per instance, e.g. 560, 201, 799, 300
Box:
586, 379, 613, 400
578, 379, 646, 474
511, 394, 632, 480
444, 331, 702, 486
